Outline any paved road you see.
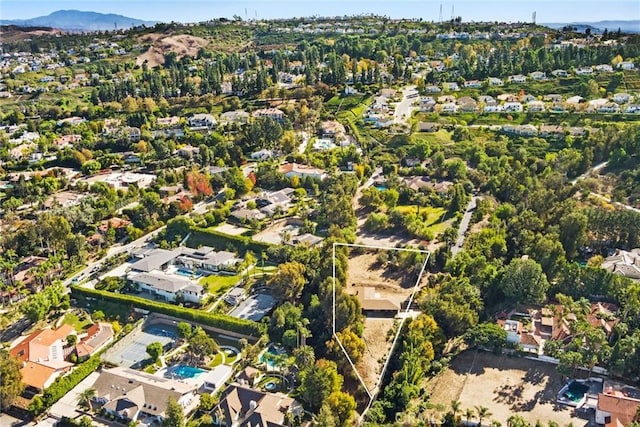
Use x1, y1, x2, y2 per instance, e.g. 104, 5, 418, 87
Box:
297, 131, 310, 154
451, 195, 480, 257
393, 86, 418, 125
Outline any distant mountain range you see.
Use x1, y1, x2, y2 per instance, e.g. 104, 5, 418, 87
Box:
543, 20, 640, 34
0, 10, 156, 32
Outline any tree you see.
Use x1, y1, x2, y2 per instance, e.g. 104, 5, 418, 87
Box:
177, 322, 192, 341
313, 403, 338, 427
465, 408, 475, 425
500, 258, 549, 305
0, 350, 24, 410
267, 261, 306, 303
146, 342, 164, 363
297, 359, 343, 412
188, 327, 218, 363
326, 391, 356, 427
476, 405, 492, 426
465, 323, 507, 352
66, 334, 78, 347
77, 388, 96, 410
163, 398, 184, 427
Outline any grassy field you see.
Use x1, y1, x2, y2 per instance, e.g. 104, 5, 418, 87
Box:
395, 205, 451, 235
63, 311, 93, 331
200, 273, 242, 295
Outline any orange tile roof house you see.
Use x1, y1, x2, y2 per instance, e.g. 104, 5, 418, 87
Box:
279, 163, 327, 181
74, 322, 114, 360
596, 382, 640, 427
10, 325, 75, 389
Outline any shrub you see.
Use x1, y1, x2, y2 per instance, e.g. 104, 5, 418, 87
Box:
71, 286, 263, 337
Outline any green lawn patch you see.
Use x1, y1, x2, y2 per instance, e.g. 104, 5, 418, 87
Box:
200, 274, 242, 295
63, 311, 93, 331
208, 352, 224, 367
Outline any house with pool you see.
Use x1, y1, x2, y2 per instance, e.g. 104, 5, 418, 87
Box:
126, 247, 242, 304
90, 367, 199, 425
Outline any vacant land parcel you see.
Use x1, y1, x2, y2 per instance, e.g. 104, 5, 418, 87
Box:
425, 350, 589, 425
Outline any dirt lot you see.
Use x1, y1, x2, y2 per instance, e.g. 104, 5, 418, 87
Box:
136, 33, 209, 67
346, 252, 423, 305
356, 317, 397, 391
425, 350, 591, 425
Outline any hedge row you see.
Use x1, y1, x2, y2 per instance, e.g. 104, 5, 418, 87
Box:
70, 286, 263, 337
189, 227, 272, 255
41, 353, 101, 410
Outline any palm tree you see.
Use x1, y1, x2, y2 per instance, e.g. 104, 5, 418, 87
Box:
77, 388, 96, 411
450, 400, 461, 421
475, 406, 491, 426
465, 408, 475, 425
491, 421, 502, 427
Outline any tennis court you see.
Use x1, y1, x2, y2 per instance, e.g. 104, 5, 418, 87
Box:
103, 323, 178, 368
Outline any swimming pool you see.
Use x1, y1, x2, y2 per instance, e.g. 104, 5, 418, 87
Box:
564, 381, 589, 402
169, 365, 207, 379
175, 268, 201, 279
260, 345, 283, 370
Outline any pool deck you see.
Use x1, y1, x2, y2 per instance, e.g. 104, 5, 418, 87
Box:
557, 378, 604, 407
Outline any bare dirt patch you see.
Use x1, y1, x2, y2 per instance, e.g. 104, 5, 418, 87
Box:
136, 33, 210, 67
346, 251, 421, 304
425, 350, 589, 425
356, 317, 397, 391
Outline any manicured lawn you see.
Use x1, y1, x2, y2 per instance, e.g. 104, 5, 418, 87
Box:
200, 273, 242, 295
63, 312, 93, 331
208, 352, 224, 367
395, 205, 451, 235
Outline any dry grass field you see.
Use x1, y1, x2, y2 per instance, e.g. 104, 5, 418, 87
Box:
424, 350, 591, 426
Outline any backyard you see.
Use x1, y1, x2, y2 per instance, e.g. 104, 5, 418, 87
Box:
424, 350, 590, 426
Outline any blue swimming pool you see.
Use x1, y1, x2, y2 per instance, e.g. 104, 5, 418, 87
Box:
169, 365, 207, 379
175, 268, 201, 279
564, 381, 589, 402
260, 345, 284, 370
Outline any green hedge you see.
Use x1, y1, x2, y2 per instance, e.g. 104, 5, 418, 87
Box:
41, 354, 102, 410
70, 286, 263, 337
188, 227, 272, 255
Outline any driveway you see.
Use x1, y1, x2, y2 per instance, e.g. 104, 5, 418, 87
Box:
451, 195, 479, 257
393, 85, 418, 124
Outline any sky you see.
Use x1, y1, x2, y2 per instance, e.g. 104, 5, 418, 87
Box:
1, 0, 639, 24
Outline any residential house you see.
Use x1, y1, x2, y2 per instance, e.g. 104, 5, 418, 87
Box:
527, 100, 546, 112
488, 77, 503, 86
618, 61, 635, 70
219, 110, 250, 124
551, 69, 569, 78
440, 102, 458, 113
279, 163, 327, 181
91, 367, 198, 425
10, 325, 76, 390
351, 286, 400, 316
417, 122, 440, 133
188, 113, 217, 130
464, 80, 482, 88
230, 209, 267, 223
508, 74, 527, 83
99, 217, 132, 240
74, 322, 114, 360
502, 124, 538, 137
529, 71, 547, 81
380, 88, 398, 99
252, 108, 285, 122
575, 66, 594, 76
566, 96, 584, 105
319, 120, 347, 141
625, 104, 640, 114
520, 94, 536, 104
419, 96, 436, 112
128, 271, 205, 304
484, 104, 503, 113
598, 102, 620, 113
503, 102, 523, 113
543, 94, 563, 103
497, 319, 541, 354
613, 93, 632, 104
424, 85, 441, 93
602, 249, 640, 280
595, 64, 614, 73
595, 382, 640, 427
458, 98, 478, 113
213, 384, 303, 427
177, 144, 200, 158
53, 134, 81, 149
156, 116, 180, 127
250, 149, 275, 161
539, 125, 565, 139
235, 366, 262, 388
442, 82, 460, 91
